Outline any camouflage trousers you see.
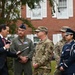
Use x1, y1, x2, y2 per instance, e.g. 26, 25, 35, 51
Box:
54, 69, 62, 75
33, 68, 51, 75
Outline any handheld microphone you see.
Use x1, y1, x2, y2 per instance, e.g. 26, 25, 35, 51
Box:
17, 47, 29, 55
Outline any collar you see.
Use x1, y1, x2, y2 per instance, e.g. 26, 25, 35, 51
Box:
0, 34, 3, 38
39, 36, 48, 44
18, 36, 26, 42
66, 39, 74, 45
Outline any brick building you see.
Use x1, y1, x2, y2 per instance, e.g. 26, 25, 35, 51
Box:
17, 0, 75, 43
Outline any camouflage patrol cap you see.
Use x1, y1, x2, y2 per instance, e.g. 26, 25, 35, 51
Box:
60, 26, 70, 32
35, 26, 48, 32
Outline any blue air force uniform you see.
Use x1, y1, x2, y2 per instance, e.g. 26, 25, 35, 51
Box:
58, 28, 75, 75
59, 40, 75, 74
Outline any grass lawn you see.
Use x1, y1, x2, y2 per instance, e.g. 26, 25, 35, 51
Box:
8, 60, 56, 75
50, 60, 56, 75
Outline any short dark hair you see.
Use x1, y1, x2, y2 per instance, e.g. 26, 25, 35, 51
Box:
0, 24, 7, 32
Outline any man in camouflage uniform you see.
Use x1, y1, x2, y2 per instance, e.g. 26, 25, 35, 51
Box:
33, 26, 54, 75
54, 26, 70, 75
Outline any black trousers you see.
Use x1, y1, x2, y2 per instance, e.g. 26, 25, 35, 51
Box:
0, 65, 9, 75
61, 72, 75, 75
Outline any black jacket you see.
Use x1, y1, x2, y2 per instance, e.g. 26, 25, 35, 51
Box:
0, 36, 17, 69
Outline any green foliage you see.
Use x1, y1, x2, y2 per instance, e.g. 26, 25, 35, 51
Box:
49, 0, 54, 7
0, 18, 6, 24
19, 18, 35, 30
9, 23, 17, 34
0, 0, 54, 34
49, 0, 55, 14
22, 0, 41, 9
0, 0, 37, 34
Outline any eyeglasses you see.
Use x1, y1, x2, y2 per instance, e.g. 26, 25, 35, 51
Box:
65, 35, 69, 36
65, 34, 73, 36
36, 31, 40, 33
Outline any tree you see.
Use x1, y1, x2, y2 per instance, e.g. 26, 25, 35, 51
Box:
0, 0, 38, 34
0, 0, 54, 34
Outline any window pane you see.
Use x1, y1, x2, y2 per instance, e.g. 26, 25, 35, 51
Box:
58, 0, 67, 8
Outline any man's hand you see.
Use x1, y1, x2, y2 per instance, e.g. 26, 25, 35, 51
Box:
59, 66, 64, 71
16, 51, 21, 55
4, 44, 10, 49
19, 56, 28, 63
33, 63, 39, 69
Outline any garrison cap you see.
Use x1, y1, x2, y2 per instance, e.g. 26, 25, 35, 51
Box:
60, 26, 70, 32
65, 28, 75, 35
35, 26, 48, 32
19, 24, 26, 29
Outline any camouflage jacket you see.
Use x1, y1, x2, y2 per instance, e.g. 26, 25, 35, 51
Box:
33, 37, 54, 69
54, 39, 66, 64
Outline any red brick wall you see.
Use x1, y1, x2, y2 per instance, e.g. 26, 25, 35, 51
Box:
18, 0, 75, 40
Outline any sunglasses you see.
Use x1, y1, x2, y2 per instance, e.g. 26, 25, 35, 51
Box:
65, 34, 73, 36
36, 31, 40, 33
65, 34, 69, 36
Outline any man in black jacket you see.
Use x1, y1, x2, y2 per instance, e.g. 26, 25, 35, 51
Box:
0, 24, 20, 75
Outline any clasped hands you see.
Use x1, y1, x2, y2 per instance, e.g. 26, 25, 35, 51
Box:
18, 56, 28, 64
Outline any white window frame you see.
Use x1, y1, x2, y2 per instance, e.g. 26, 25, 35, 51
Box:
57, 0, 69, 19
52, 0, 73, 19
68, 0, 73, 17
31, 3, 43, 19
26, 0, 47, 20
53, 34, 62, 45
26, 34, 40, 44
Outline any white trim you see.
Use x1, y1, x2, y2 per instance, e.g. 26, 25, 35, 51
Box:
31, 2, 43, 20
26, 0, 47, 20
68, 0, 73, 17
42, 0, 47, 17
52, 0, 73, 19
64, 63, 68, 68
57, 0, 69, 19
26, 4, 31, 18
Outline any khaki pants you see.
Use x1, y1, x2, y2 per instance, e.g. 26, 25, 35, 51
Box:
33, 68, 51, 75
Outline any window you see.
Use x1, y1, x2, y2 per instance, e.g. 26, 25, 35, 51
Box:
52, 0, 73, 19
31, 3, 43, 19
57, 0, 68, 19
53, 34, 62, 45
26, 34, 40, 46
26, 0, 47, 20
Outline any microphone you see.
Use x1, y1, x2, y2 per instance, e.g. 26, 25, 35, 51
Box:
17, 47, 29, 55
6, 41, 11, 44
17, 47, 29, 60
